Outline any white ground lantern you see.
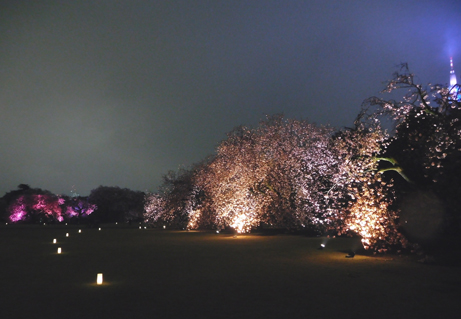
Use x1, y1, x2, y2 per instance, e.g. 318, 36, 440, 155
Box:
96, 273, 103, 285
78, 229, 82, 233
53, 238, 57, 244
57, 247, 62, 254
66, 233, 69, 237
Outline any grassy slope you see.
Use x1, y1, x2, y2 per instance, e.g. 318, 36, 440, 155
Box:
0, 225, 460, 319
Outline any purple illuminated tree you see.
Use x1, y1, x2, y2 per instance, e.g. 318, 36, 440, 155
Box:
64, 197, 97, 221
6, 187, 66, 223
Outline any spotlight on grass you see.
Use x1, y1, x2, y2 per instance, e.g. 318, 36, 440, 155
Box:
216, 230, 220, 234
318, 243, 326, 250
57, 247, 62, 254
78, 229, 82, 233
139, 226, 142, 229
98, 228, 101, 231
53, 239, 57, 244
96, 273, 103, 285
163, 225, 166, 229
66, 233, 69, 237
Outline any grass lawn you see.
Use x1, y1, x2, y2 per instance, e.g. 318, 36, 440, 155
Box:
1, 224, 460, 319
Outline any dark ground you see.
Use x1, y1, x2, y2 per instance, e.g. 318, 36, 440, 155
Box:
1, 224, 460, 319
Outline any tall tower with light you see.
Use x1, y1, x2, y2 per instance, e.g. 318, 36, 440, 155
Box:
449, 57, 460, 101
450, 57, 457, 88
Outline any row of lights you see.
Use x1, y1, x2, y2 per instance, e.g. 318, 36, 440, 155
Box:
53, 228, 104, 284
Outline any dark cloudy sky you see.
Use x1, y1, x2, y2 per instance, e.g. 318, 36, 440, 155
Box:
1, 0, 460, 196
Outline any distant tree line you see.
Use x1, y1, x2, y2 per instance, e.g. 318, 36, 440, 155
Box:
0, 185, 144, 225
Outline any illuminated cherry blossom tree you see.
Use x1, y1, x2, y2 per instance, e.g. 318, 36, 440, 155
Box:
144, 192, 165, 225
365, 64, 461, 239
145, 66, 461, 251
323, 119, 409, 251
186, 116, 339, 233
8, 191, 65, 223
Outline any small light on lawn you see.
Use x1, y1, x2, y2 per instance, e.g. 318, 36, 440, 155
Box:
98, 228, 101, 231
53, 239, 57, 244
43, 223, 46, 226
78, 229, 82, 233
65, 223, 68, 225
57, 247, 62, 254
66, 233, 69, 237
163, 225, 166, 229
144, 226, 146, 229
139, 226, 142, 229
216, 230, 220, 234
96, 273, 103, 285
115, 222, 118, 225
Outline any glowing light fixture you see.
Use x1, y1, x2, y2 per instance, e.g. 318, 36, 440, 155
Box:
57, 247, 62, 254
163, 225, 166, 229
66, 233, 69, 237
53, 239, 57, 244
216, 230, 220, 234
139, 226, 142, 229
98, 227, 101, 231
318, 243, 326, 250
96, 273, 103, 285
78, 229, 82, 233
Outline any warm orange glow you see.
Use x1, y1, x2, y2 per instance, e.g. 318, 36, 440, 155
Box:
343, 174, 401, 252
97, 273, 103, 285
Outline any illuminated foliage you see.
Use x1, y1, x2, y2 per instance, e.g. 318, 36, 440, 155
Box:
365, 64, 461, 238
313, 118, 410, 251
8, 192, 65, 223
64, 197, 97, 220
144, 192, 165, 225
145, 67, 461, 251
154, 167, 202, 229
187, 116, 339, 233
146, 114, 410, 251
4, 185, 96, 223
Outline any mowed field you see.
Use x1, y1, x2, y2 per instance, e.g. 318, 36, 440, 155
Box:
1, 224, 460, 319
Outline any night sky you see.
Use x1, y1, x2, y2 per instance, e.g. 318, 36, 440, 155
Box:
1, 0, 460, 196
